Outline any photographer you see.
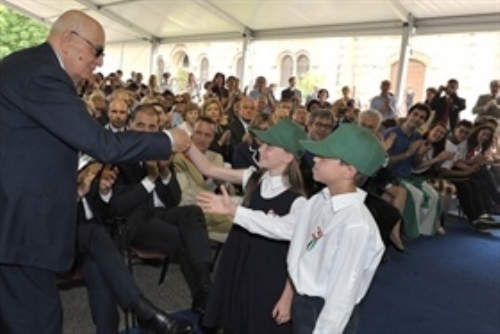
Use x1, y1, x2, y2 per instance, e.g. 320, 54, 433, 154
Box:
431, 78, 466, 130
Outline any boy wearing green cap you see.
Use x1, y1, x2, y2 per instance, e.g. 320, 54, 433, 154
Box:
198, 124, 386, 334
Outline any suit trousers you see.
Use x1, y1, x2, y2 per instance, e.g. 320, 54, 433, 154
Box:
132, 205, 212, 295
77, 222, 142, 333
0, 264, 62, 334
452, 179, 490, 221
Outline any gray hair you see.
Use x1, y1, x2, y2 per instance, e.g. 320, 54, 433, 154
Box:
307, 109, 335, 125
359, 109, 382, 129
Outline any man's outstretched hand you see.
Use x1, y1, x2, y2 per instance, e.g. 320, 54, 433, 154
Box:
168, 128, 192, 152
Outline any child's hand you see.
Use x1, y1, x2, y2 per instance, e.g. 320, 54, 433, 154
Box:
272, 294, 292, 325
196, 185, 236, 216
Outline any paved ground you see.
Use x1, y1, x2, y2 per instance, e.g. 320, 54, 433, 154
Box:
61, 260, 193, 334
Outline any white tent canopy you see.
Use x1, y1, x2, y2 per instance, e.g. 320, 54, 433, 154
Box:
2, 0, 499, 107
1, 0, 499, 44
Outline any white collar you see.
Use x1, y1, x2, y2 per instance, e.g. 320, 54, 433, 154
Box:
320, 187, 366, 213
259, 171, 289, 198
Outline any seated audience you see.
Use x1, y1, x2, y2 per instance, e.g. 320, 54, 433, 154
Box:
385, 103, 441, 237
174, 117, 234, 233
316, 88, 332, 109
105, 98, 129, 132
412, 123, 456, 234
439, 120, 500, 229
291, 104, 308, 129
201, 98, 231, 161
228, 97, 258, 148
177, 102, 200, 136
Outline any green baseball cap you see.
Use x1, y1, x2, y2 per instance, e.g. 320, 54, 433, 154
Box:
299, 123, 386, 176
250, 119, 307, 160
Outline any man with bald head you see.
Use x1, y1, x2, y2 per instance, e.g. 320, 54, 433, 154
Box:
0, 10, 192, 334
106, 98, 129, 132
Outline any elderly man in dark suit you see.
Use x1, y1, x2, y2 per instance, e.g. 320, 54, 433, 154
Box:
0, 10, 192, 334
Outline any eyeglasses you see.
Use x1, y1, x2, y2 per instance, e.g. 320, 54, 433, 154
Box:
313, 121, 333, 130
71, 31, 105, 58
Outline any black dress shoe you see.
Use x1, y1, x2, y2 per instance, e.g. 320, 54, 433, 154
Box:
131, 296, 194, 334
137, 311, 194, 334
209, 325, 233, 334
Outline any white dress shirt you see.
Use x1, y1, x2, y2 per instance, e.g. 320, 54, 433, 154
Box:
234, 185, 384, 334
233, 168, 308, 239
141, 173, 172, 208
441, 139, 467, 170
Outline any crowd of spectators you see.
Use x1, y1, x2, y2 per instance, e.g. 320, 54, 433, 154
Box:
78, 70, 500, 329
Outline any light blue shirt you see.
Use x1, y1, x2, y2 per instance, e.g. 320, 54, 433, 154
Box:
370, 94, 396, 120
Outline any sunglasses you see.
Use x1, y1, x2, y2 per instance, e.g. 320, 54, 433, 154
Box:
71, 31, 105, 58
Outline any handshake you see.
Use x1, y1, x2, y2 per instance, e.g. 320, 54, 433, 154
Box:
168, 127, 193, 153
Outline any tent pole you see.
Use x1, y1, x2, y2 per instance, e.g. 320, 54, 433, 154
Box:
240, 28, 252, 91
394, 14, 414, 116
149, 39, 160, 78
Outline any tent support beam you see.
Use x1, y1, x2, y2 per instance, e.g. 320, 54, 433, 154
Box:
149, 40, 160, 77
192, 0, 250, 34
394, 14, 414, 115
75, 0, 159, 42
240, 28, 253, 90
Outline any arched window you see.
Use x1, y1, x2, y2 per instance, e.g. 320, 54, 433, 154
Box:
236, 56, 244, 81
173, 51, 190, 68
280, 55, 293, 87
390, 59, 426, 106
182, 54, 190, 68
199, 57, 209, 83
297, 54, 310, 78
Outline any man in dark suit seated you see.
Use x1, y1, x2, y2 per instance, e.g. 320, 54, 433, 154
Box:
227, 97, 258, 148
107, 104, 213, 315
105, 98, 129, 132
0, 10, 192, 334
76, 159, 191, 334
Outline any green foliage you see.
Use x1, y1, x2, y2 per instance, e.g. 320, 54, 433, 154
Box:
297, 71, 326, 96
174, 67, 189, 92
0, 5, 48, 59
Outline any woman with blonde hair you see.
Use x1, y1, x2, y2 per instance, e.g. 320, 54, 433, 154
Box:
186, 72, 200, 102
147, 74, 159, 96
202, 98, 231, 161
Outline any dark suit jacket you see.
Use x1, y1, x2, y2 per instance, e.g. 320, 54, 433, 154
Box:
431, 93, 466, 130
232, 142, 259, 169
281, 87, 302, 101
0, 43, 173, 272
109, 163, 181, 237
228, 117, 247, 149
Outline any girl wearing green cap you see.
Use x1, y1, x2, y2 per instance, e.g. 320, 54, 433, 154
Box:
187, 119, 308, 334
